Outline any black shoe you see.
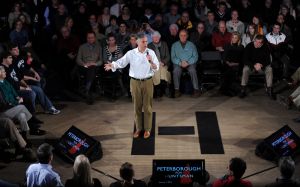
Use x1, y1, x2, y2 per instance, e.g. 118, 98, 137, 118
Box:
239, 86, 247, 98
29, 116, 44, 124
239, 90, 246, 98
30, 129, 46, 136
86, 94, 94, 105
267, 87, 276, 100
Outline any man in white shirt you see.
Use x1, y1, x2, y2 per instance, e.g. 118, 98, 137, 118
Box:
266, 22, 288, 79
105, 33, 159, 139
26, 143, 63, 187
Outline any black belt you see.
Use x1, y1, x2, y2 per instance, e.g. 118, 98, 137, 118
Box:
130, 76, 152, 81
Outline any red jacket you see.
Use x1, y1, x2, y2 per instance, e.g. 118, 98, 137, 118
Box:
212, 31, 232, 49
212, 175, 253, 187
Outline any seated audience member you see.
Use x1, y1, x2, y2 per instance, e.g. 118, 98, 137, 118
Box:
65, 154, 102, 187
163, 3, 181, 26
0, 66, 33, 140
265, 157, 300, 187
214, 2, 231, 22
171, 29, 199, 98
190, 22, 212, 53
205, 11, 218, 36
102, 33, 125, 98
242, 24, 257, 47
251, 15, 267, 35
220, 32, 244, 96
105, 15, 119, 35
9, 19, 32, 49
26, 143, 64, 187
194, 0, 210, 22
8, 2, 31, 29
176, 11, 193, 33
97, 6, 110, 28
116, 22, 131, 51
0, 117, 36, 162
238, 0, 254, 24
276, 14, 293, 44
76, 31, 103, 104
117, 5, 137, 31
1, 52, 45, 135
110, 162, 147, 187
140, 7, 155, 25
212, 21, 232, 52
226, 10, 245, 35
148, 31, 171, 99
239, 35, 274, 99
140, 22, 155, 44
9, 44, 60, 115
212, 157, 252, 187
151, 14, 168, 41
166, 24, 179, 50
279, 4, 296, 31
56, 26, 81, 90
260, 0, 278, 27
266, 22, 289, 79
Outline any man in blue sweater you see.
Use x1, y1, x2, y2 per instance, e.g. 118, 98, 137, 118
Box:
171, 29, 200, 98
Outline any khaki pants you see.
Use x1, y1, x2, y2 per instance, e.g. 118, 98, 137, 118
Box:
130, 78, 153, 131
0, 118, 27, 148
241, 65, 273, 87
291, 86, 300, 108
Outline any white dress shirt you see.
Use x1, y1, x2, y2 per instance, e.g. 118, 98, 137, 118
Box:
26, 163, 63, 187
111, 48, 159, 79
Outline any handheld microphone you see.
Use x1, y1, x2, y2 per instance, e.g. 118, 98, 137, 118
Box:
146, 50, 152, 64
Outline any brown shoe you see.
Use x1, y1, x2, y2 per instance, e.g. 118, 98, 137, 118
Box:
144, 131, 151, 139
174, 90, 181, 98
133, 130, 141, 138
192, 89, 201, 98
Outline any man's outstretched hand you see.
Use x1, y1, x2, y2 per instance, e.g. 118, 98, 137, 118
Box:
104, 63, 113, 71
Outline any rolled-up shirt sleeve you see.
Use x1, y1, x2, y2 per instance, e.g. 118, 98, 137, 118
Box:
150, 49, 159, 72
111, 52, 130, 72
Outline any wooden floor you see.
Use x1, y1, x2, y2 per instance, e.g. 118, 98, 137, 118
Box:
0, 88, 300, 187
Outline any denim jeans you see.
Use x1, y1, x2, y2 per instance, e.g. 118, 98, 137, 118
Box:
30, 85, 53, 111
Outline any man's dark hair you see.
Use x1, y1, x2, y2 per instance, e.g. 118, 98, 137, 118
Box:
1, 51, 12, 60
86, 30, 96, 36
129, 34, 138, 40
229, 157, 247, 179
218, 2, 227, 8
7, 42, 18, 51
273, 22, 281, 28
109, 15, 117, 22
207, 11, 214, 15
36, 143, 53, 164
279, 157, 295, 179
137, 33, 146, 40
120, 162, 134, 182
254, 34, 265, 41
107, 32, 116, 40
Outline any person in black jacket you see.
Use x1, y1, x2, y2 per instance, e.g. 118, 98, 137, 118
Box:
110, 162, 147, 187
220, 32, 244, 96
239, 35, 274, 99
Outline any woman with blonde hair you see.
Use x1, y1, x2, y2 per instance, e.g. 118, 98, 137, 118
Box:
65, 154, 102, 187
220, 32, 244, 96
